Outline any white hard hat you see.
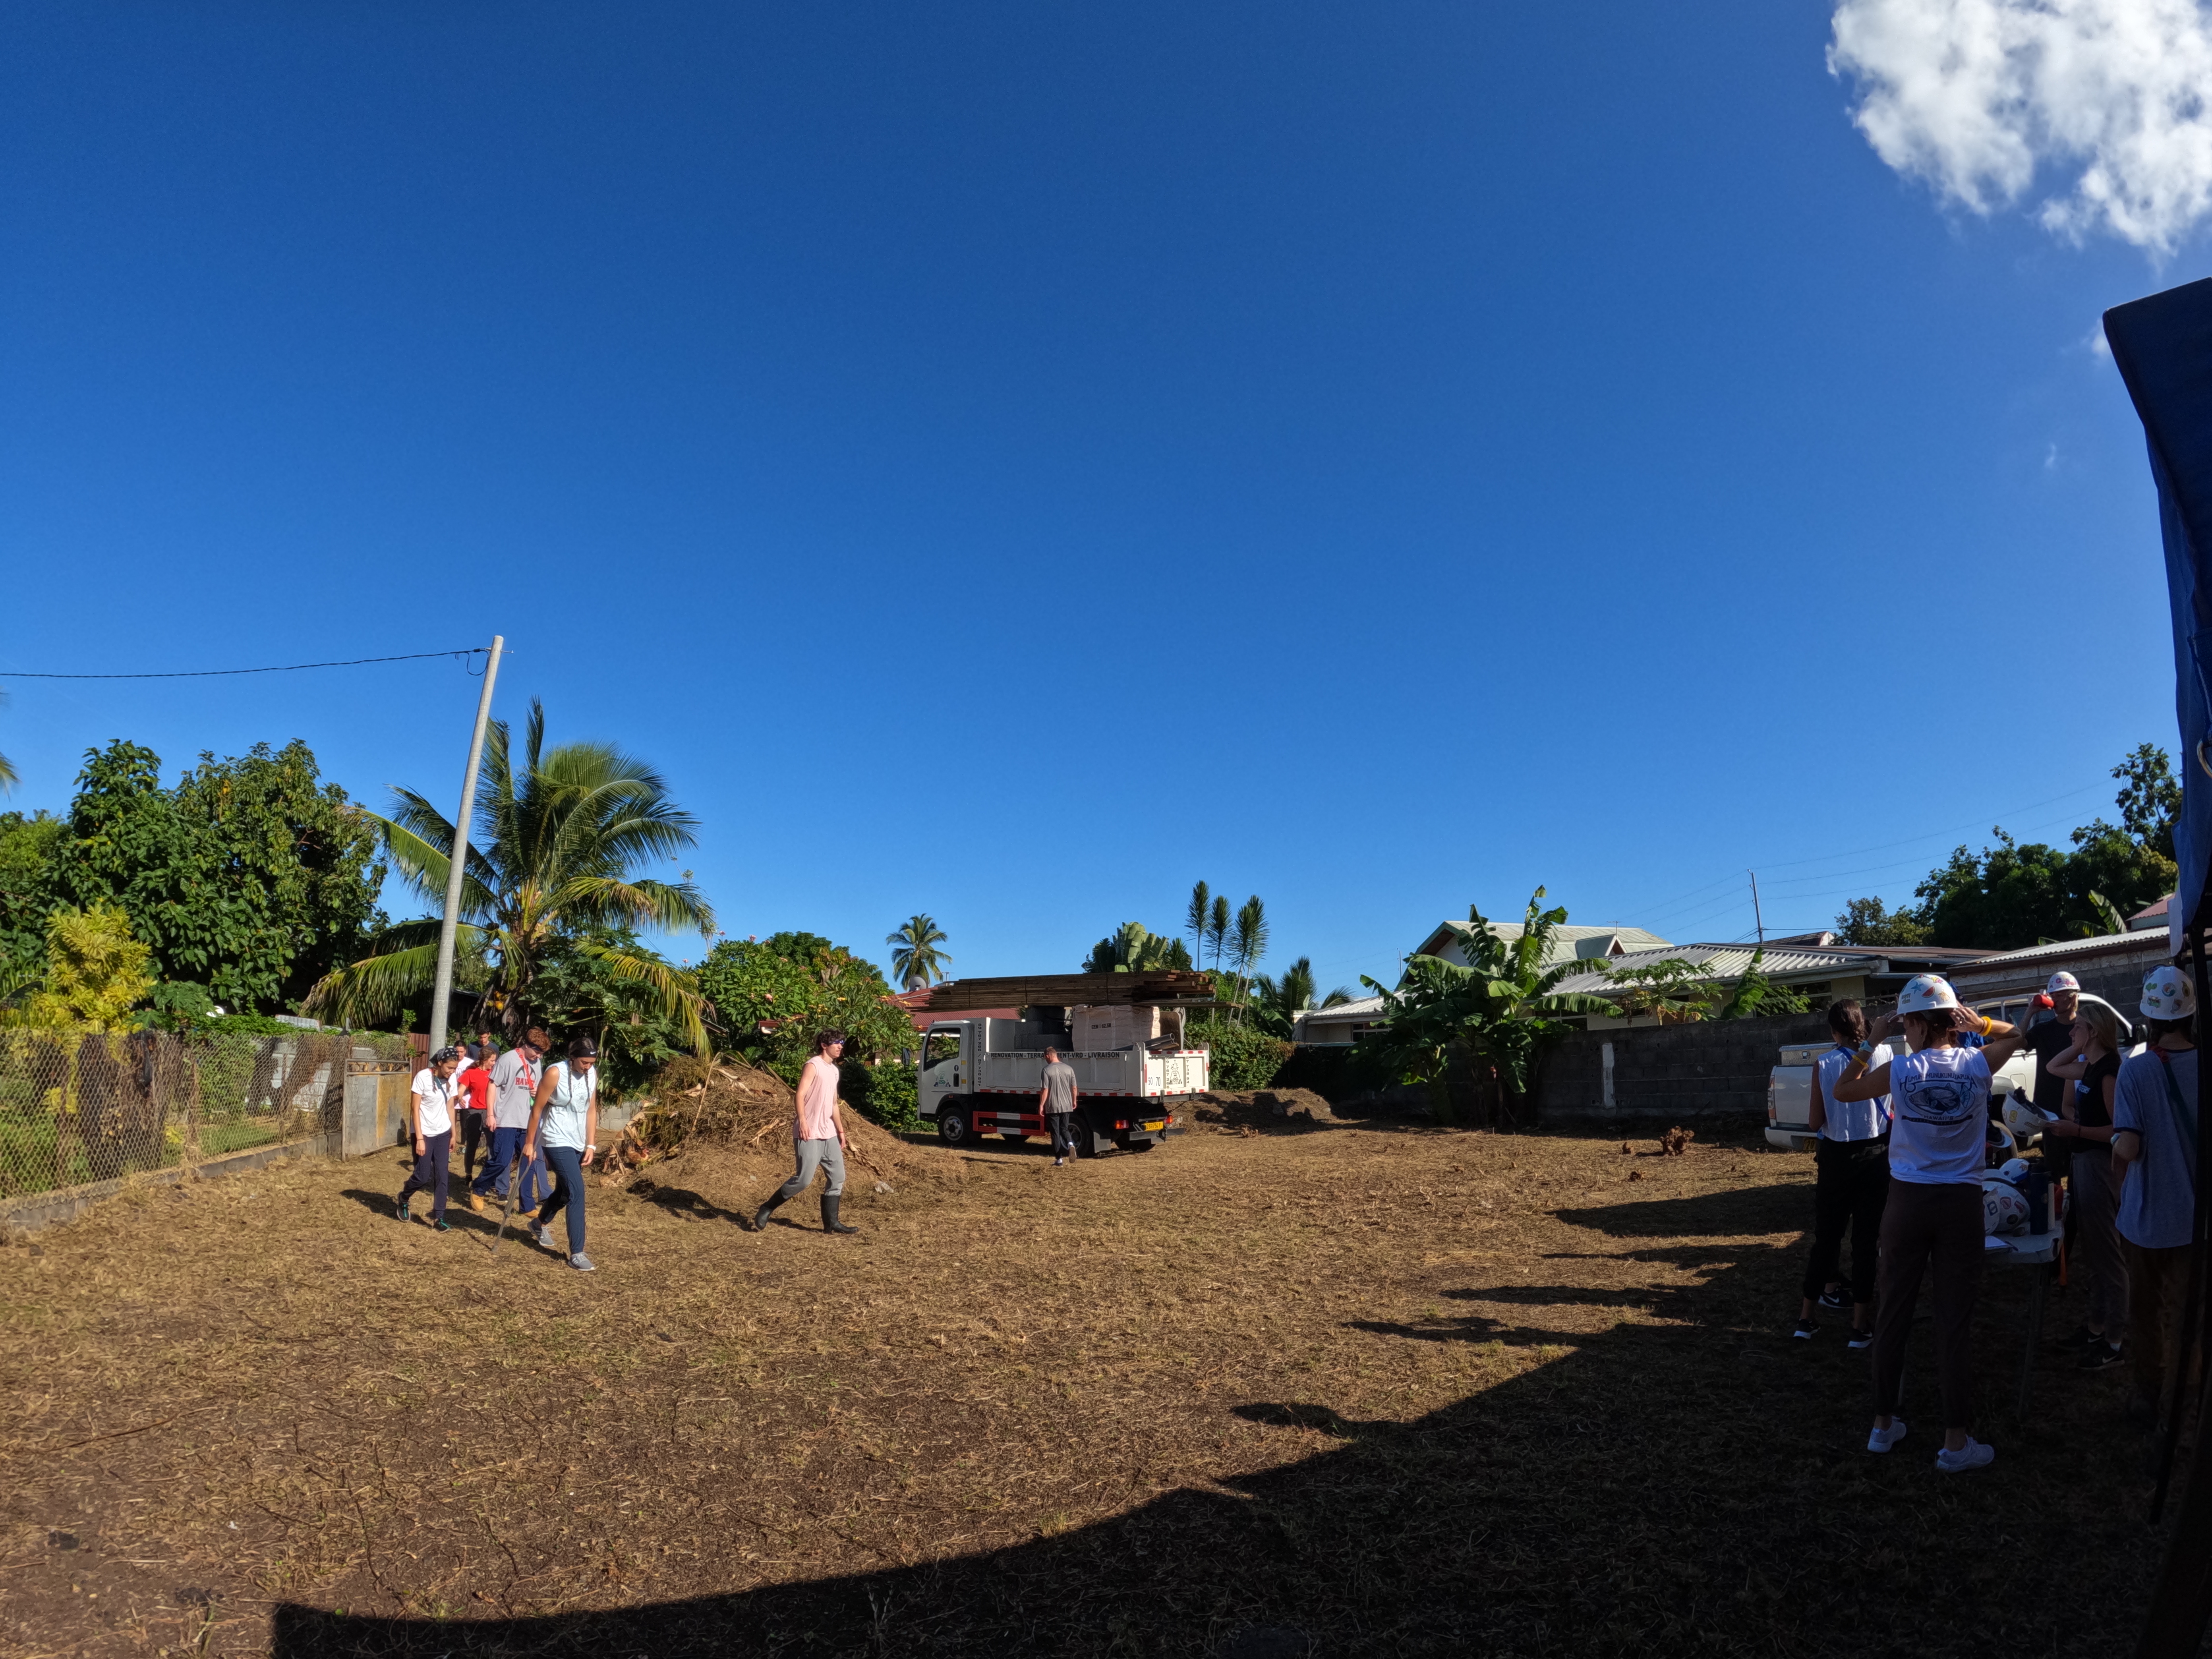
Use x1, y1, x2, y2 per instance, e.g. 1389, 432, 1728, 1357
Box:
1898, 974, 1962, 1016
2046, 972, 2082, 995
2143, 965, 2197, 1021
1998, 1157, 2032, 1185
2003, 1097, 2054, 1140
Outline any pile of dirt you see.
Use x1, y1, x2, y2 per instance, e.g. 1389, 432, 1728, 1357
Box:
1185, 1087, 1340, 1131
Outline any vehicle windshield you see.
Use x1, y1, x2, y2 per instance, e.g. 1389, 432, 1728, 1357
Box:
923, 1031, 961, 1068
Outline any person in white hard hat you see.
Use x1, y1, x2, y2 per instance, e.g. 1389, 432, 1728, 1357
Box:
2044, 1000, 2129, 1369
2112, 964, 2200, 1424
1833, 973, 2024, 1473
2023, 972, 2085, 1133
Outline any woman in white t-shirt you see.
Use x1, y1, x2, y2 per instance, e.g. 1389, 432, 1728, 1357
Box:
396, 1046, 466, 1228
1832, 975, 2023, 1473
1794, 999, 1893, 1346
522, 1036, 600, 1272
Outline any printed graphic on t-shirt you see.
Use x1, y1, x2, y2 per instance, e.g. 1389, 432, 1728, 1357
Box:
1896, 1070, 1979, 1123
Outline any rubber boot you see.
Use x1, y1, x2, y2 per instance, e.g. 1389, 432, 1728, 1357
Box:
822, 1193, 858, 1235
750, 1192, 787, 1232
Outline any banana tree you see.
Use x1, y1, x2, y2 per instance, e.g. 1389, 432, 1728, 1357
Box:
1359, 888, 1615, 1125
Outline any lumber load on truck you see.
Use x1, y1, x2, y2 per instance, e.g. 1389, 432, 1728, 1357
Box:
915, 971, 1213, 1010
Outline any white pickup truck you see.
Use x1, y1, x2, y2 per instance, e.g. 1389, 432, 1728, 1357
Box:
918, 1007, 1208, 1156
1763, 993, 2137, 1153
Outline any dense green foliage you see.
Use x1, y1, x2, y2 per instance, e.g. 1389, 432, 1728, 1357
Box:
1600, 949, 1810, 1022
1189, 1018, 1293, 1091
305, 700, 712, 1048
1081, 922, 1193, 973
526, 928, 698, 1097
1837, 745, 2178, 951
695, 931, 915, 1083
1250, 956, 1354, 1039
0, 743, 382, 1013
1357, 890, 1615, 1125
840, 1060, 922, 1133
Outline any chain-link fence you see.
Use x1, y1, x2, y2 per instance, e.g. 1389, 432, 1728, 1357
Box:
0, 1027, 414, 1202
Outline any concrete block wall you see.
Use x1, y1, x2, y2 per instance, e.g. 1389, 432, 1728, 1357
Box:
1537, 1010, 1830, 1121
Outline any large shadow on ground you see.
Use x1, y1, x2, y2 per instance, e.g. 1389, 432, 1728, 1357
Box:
268, 1179, 2152, 1659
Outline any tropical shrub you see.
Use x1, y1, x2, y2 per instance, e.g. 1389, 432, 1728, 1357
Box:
841, 1060, 922, 1133
696, 932, 915, 1084
1189, 1018, 1292, 1091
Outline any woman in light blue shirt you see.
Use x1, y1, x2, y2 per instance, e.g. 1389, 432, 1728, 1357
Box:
522, 1036, 601, 1272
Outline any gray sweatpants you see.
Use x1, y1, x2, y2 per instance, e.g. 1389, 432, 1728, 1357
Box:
776, 1137, 846, 1200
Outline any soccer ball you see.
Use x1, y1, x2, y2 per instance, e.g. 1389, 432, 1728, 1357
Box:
1983, 1179, 2030, 1235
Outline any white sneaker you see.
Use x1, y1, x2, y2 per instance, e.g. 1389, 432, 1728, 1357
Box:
1936, 1437, 1995, 1473
1867, 1417, 1908, 1454
532, 1223, 556, 1251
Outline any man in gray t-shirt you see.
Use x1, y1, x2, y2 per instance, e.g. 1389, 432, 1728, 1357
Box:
1040, 1048, 1080, 1166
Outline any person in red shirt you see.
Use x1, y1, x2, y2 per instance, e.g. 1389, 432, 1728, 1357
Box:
453, 1044, 495, 1181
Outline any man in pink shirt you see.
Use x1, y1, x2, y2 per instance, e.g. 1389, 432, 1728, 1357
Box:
750, 1029, 859, 1235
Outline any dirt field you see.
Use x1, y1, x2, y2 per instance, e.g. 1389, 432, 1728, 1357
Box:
0, 1115, 2166, 1657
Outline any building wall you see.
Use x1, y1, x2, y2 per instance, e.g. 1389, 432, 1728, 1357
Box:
1535, 1010, 1831, 1121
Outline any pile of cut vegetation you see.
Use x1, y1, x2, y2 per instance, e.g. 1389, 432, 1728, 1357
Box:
613, 1056, 958, 1204
1185, 1087, 1339, 1131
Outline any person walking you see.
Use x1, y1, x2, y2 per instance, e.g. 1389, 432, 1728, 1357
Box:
750, 1029, 857, 1235
521, 1036, 600, 1271
1040, 1045, 1081, 1166
2112, 965, 2199, 1427
2045, 1001, 2129, 1370
396, 1045, 465, 1229
469, 1027, 547, 1217
454, 1044, 493, 1183
1793, 999, 1891, 1347
1832, 974, 2023, 1473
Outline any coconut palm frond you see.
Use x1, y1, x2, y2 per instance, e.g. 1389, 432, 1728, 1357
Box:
302, 935, 463, 1027
568, 937, 710, 1055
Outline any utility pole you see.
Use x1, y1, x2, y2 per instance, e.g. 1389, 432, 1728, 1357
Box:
1748, 869, 1765, 945
429, 637, 503, 1054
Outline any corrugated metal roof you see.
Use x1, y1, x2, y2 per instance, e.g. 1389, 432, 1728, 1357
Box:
1955, 927, 2171, 968
1419, 920, 1674, 965
1295, 995, 1388, 1021
1549, 943, 1880, 997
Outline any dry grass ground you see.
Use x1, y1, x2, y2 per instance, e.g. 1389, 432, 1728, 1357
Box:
0, 1116, 2165, 1658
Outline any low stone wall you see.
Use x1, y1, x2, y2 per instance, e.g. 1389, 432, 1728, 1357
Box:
1536, 1011, 1830, 1121
0, 1138, 315, 1236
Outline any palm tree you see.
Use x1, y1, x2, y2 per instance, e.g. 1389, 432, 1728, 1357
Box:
1228, 895, 1268, 1019
0, 688, 16, 793
1185, 881, 1210, 967
1250, 955, 1353, 1038
1205, 895, 1230, 970
304, 699, 714, 1049
887, 914, 952, 990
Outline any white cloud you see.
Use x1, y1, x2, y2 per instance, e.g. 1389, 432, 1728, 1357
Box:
1829, 0, 2212, 254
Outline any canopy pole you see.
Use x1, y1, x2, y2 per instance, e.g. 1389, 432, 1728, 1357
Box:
2139, 915, 2212, 1658
429, 636, 503, 1054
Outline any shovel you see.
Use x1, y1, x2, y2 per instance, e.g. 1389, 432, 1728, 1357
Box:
481, 1159, 522, 1254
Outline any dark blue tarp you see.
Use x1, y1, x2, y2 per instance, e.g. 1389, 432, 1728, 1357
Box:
2105, 278, 2212, 942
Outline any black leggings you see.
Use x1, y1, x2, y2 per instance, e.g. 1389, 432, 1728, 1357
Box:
1802, 1136, 1889, 1304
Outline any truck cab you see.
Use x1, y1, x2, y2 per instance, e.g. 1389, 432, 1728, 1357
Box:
918, 1006, 1207, 1156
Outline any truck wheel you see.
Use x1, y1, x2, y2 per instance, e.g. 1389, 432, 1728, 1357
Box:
937, 1104, 972, 1147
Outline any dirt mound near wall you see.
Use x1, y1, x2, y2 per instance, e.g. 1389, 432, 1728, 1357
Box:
1185, 1087, 1340, 1131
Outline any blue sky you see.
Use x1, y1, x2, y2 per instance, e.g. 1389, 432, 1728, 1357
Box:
2, 1, 2206, 997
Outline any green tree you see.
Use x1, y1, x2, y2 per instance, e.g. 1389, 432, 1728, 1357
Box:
54, 740, 385, 1011
1185, 881, 1211, 968
1358, 889, 1614, 1126
694, 931, 915, 1083
1832, 896, 1933, 947
886, 914, 952, 990
1709, 949, 1812, 1020
1081, 922, 1192, 973
16, 903, 155, 1030
526, 926, 698, 1097
1206, 895, 1230, 970
1250, 956, 1352, 1039
1603, 957, 1719, 1022
304, 700, 713, 1048
1226, 895, 1268, 1020
1187, 1017, 1293, 1090
2114, 741, 2181, 861
0, 810, 66, 975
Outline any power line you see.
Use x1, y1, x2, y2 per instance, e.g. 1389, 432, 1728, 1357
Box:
0, 648, 497, 681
